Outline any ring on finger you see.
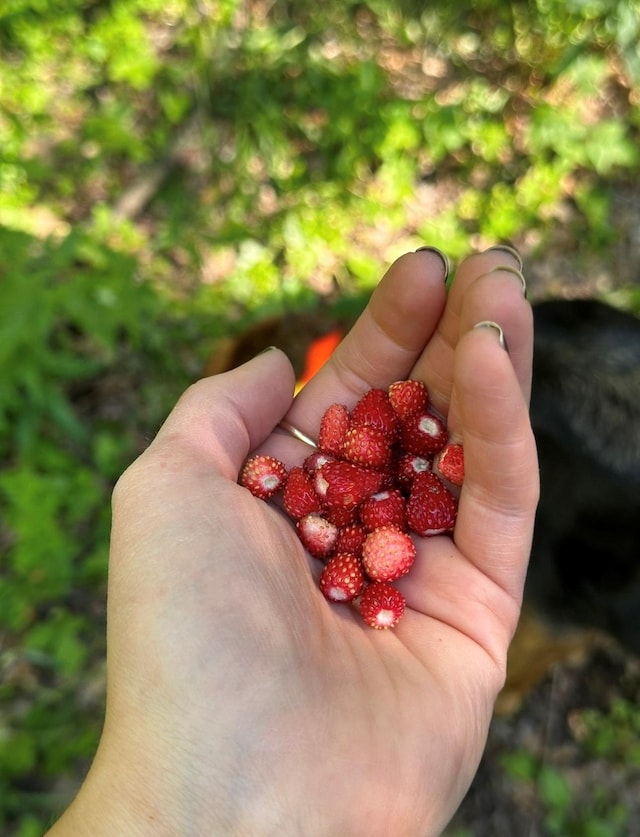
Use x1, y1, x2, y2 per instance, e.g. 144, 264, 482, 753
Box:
414, 245, 451, 281
277, 420, 318, 448
483, 244, 523, 271
480, 263, 527, 297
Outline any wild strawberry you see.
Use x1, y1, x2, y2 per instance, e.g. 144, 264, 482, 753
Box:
318, 403, 349, 456
399, 410, 448, 456
320, 553, 365, 602
435, 442, 465, 487
296, 513, 338, 559
341, 424, 392, 470
395, 452, 432, 490
359, 489, 406, 532
388, 379, 429, 419
241, 381, 460, 628
351, 388, 398, 438
335, 523, 367, 557
282, 466, 322, 519
361, 525, 416, 582
378, 464, 398, 491
313, 461, 384, 510
239, 454, 288, 499
406, 471, 458, 536
323, 504, 359, 528
359, 581, 406, 629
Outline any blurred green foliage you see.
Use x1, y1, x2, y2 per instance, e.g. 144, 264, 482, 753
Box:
501, 744, 634, 836
1, 0, 639, 831
579, 697, 640, 765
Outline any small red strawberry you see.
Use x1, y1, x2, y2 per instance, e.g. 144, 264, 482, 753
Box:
282, 466, 323, 519
320, 553, 365, 602
388, 379, 429, 419
351, 388, 398, 438
435, 442, 465, 487
335, 522, 367, 556
318, 403, 350, 456
395, 452, 432, 490
313, 461, 384, 510
359, 581, 406, 629
341, 423, 392, 470
399, 410, 448, 456
323, 504, 359, 528
406, 471, 458, 536
359, 489, 406, 532
240, 381, 460, 627
239, 454, 288, 499
361, 525, 416, 582
296, 513, 338, 559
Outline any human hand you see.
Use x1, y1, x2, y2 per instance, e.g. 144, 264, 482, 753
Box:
48, 247, 538, 836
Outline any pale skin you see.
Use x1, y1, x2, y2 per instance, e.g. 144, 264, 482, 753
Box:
47, 247, 539, 837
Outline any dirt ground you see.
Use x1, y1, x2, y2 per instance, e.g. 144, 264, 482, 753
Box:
446, 644, 640, 835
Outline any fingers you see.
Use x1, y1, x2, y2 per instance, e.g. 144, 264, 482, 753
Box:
281, 249, 448, 442
452, 325, 539, 601
147, 349, 297, 478
398, 321, 538, 671
457, 268, 532, 403
411, 247, 530, 417
281, 245, 530, 455
444, 276, 533, 444
135, 245, 531, 492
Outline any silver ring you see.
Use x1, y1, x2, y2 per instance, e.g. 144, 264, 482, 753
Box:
480, 264, 527, 297
483, 244, 523, 271
414, 245, 451, 281
277, 420, 318, 448
473, 320, 507, 351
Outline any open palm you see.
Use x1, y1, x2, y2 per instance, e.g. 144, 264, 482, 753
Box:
49, 248, 538, 837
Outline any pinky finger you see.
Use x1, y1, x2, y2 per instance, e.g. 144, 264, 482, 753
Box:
452, 323, 540, 603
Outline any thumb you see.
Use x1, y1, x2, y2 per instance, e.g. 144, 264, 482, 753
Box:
151, 348, 296, 478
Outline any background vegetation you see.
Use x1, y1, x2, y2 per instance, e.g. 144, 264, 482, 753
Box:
1, 0, 639, 833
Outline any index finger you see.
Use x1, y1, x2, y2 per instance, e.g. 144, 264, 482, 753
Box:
411, 247, 529, 417
281, 249, 449, 442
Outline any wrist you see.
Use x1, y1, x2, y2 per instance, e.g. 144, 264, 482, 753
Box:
46, 745, 167, 837
45, 729, 290, 837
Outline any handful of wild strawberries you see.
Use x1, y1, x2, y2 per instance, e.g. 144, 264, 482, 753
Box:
239, 380, 464, 629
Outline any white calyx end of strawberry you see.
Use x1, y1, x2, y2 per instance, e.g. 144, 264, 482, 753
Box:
371, 489, 391, 500
314, 473, 329, 498
261, 474, 283, 492
326, 585, 350, 602
419, 415, 442, 437
373, 608, 397, 628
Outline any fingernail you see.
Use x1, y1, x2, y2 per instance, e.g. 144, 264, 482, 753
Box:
258, 345, 279, 355
473, 320, 508, 352
483, 243, 523, 271
482, 264, 527, 298
415, 245, 450, 282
